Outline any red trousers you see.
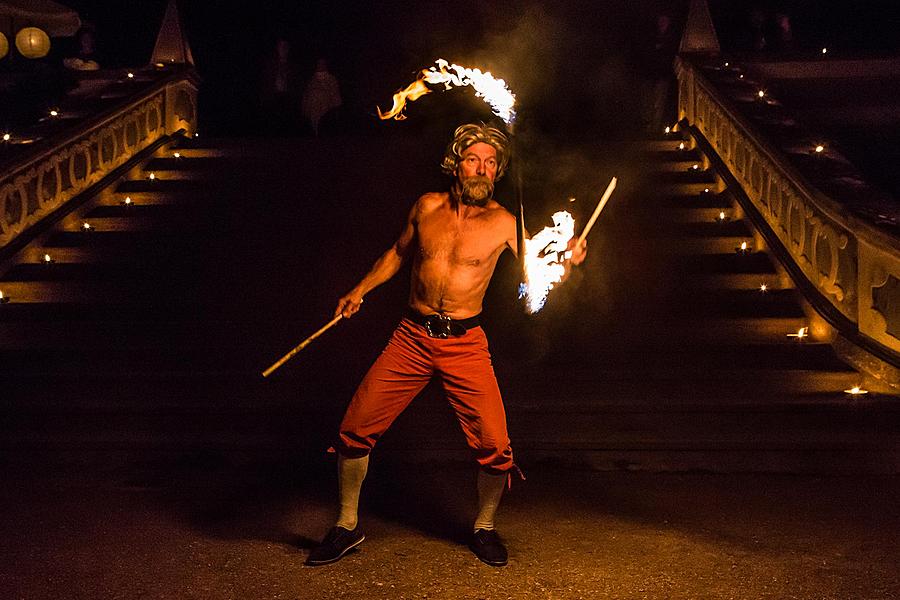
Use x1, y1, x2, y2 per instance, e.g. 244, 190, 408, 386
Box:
337, 318, 514, 474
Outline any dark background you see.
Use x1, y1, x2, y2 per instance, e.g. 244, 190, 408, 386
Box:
52, 1, 900, 139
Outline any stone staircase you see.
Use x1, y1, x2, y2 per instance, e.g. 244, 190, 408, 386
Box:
1, 133, 898, 473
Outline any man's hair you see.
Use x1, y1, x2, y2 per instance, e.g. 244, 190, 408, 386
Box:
441, 123, 511, 181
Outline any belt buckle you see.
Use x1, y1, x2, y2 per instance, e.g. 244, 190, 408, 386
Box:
424, 314, 452, 339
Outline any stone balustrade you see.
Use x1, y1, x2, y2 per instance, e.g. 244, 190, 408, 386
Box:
0, 70, 198, 250
676, 56, 900, 359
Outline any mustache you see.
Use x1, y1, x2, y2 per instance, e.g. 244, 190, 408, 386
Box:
460, 176, 494, 205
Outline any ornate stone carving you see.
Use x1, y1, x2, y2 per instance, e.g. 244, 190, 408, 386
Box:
872, 274, 900, 341
0, 78, 196, 249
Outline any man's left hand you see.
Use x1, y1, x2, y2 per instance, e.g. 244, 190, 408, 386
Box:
567, 238, 587, 266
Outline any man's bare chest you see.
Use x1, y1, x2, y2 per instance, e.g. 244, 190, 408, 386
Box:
417, 216, 504, 267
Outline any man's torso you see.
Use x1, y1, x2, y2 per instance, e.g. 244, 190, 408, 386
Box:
409, 192, 515, 319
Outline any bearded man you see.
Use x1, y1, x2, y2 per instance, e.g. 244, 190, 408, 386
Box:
306, 123, 586, 567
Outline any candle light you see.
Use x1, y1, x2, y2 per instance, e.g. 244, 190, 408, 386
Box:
787, 326, 809, 340
122, 196, 133, 206
49, 109, 59, 117
814, 144, 825, 154
678, 142, 685, 150
0, 290, 9, 304
759, 283, 768, 293
2, 133, 9, 142
822, 47, 828, 55
173, 152, 181, 159
703, 188, 710, 194
724, 61, 730, 67
82, 222, 92, 232
664, 126, 671, 134
568, 197, 575, 203
757, 90, 766, 99
717, 211, 727, 222
127, 72, 134, 79
193, 133, 199, 138
43, 253, 53, 264
691, 164, 699, 170
739, 74, 745, 79
155, 62, 165, 68
844, 386, 868, 395
148, 172, 156, 181
737, 241, 750, 254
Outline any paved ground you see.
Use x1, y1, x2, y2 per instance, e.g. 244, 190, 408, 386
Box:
1, 457, 898, 599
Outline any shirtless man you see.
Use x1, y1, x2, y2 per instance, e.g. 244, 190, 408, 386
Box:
305, 123, 585, 567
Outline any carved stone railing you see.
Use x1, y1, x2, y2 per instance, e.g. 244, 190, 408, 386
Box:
0, 69, 198, 250
675, 56, 900, 360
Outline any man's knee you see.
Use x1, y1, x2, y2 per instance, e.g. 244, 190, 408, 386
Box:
337, 430, 375, 458
475, 442, 514, 474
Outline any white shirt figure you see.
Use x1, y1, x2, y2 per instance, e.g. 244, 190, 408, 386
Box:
302, 59, 341, 136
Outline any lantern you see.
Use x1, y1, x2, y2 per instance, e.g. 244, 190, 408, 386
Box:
15, 28, 51, 59
0, 33, 9, 60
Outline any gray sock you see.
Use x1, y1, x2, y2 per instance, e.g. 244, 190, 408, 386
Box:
335, 455, 368, 530
473, 470, 506, 532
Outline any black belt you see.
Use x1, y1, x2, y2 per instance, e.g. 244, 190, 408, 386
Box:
406, 309, 481, 338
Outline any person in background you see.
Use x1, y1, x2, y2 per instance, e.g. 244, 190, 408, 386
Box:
63, 24, 100, 71
259, 38, 299, 133
301, 58, 341, 136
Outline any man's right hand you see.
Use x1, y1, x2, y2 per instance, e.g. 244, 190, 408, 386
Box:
335, 292, 364, 319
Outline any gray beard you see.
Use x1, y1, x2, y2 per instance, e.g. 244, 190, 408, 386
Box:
459, 176, 494, 207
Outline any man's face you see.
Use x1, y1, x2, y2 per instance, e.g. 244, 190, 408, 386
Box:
456, 142, 498, 206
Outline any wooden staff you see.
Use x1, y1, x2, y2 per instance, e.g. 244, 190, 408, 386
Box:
577, 176, 617, 245
262, 314, 343, 378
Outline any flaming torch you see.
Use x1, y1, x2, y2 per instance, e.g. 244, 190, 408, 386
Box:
519, 177, 617, 313
378, 59, 516, 125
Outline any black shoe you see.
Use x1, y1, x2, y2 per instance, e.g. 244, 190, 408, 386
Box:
469, 528, 508, 566
305, 526, 365, 566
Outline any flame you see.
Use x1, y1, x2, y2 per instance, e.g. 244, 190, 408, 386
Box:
518, 211, 574, 313
787, 326, 809, 339
377, 80, 431, 121
378, 59, 516, 124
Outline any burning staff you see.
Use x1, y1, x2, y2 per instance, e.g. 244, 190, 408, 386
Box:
519, 177, 617, 313
378, 59, 516, 125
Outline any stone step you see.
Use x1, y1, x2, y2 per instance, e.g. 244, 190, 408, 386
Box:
167, 143, 232, 158
143, 156, 231, 171
670, 206, 741, 223
652, 170, 719, 185
635, 135, 691, 152
644, 152, 706, 172
662, 190, 730, 209
82, 204, 204, 220
669, 287, 803, 315
52, 214, 181, 233
115, 179, 214, 194
0, 281, 128, 303
656, 180, 723, 196
501, 341, 851, 376
678, 251, 777, 275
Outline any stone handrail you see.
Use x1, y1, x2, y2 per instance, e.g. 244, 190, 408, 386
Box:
0, 69, 198, 250
675, 56, 900, 360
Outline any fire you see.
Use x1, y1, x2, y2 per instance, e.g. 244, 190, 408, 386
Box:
518, 211, 574, 313
378, 59, 516, 124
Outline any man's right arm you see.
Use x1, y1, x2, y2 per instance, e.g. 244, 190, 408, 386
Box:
334, 199, 419, 318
